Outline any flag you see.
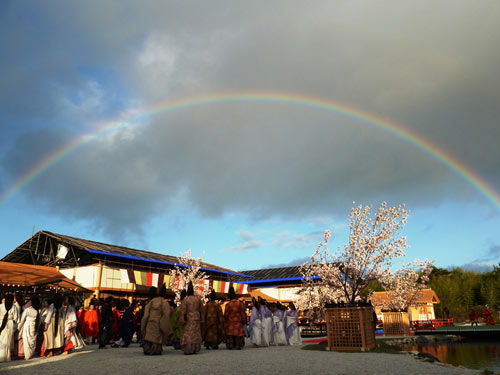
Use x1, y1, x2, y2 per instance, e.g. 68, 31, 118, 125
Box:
127, 269, 136, 284
157, 273, 164, 288
213, 280, 220, 293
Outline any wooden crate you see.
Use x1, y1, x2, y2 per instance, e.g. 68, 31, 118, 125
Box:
325, 307, 376, 351
382, 311, 410, 336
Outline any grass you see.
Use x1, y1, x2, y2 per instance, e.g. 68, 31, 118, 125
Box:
301, 339, 402, 354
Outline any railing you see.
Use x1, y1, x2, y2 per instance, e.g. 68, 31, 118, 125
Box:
412, 318, 453, 330
299, 321, 327, 335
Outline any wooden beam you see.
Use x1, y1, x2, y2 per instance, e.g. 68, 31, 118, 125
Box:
95, 262, 104, 299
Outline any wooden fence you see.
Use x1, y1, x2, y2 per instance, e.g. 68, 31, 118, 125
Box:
325, 307, 376, 351
382, 311, 410, 336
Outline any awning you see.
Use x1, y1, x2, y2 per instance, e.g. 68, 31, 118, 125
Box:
0, 261, 90, 292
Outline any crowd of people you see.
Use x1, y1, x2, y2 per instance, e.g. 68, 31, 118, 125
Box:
0, 292, 85, 362
0, 283, 301, 361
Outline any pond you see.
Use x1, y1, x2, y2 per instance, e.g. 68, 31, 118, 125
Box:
399, 340, 500, 371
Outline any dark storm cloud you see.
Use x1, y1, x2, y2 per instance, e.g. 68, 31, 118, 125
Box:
2, 1, 500, 238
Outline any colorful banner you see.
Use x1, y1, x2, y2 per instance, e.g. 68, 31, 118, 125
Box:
119, 269, 248, 293
120, 269, 167, 288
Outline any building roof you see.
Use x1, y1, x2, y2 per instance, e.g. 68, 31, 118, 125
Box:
370, 289, 440, 306
2, 231, 251, 278
235, 266, 321, 285
0, 261, 89, 291
237, 266, 302, 282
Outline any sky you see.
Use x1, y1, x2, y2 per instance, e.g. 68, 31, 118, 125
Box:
1, 1, 500, 273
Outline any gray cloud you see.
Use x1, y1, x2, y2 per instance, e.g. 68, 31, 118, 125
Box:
447, 244, 500, 273
449, 263, 494, 273
273, 231, 324, 249
221, 231, 264, 252
221, 241, 263, 253
2, 1, 500, 239
467, 244, 500, 264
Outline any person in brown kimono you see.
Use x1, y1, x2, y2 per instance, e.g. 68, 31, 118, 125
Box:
179, 282, 203, 355
224, 287, 246, 350
141, 285, 173, 355
202, 290, 225, 349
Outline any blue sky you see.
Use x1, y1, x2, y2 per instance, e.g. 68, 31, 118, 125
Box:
1, 1, 499, 272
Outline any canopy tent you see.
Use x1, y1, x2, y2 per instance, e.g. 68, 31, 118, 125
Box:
0, 261, 89, 292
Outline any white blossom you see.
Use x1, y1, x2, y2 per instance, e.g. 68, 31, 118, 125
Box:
296, 202, 415, 312
169, 249, 210, 304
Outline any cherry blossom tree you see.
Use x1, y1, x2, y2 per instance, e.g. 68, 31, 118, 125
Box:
169, 249, 210, 303
379, 259, 434, 312
297, 202, 411, 311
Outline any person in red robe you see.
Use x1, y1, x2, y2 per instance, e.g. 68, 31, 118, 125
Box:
112, 303, 122, 342
224, 287, 246, 350
483, 305, 495, 325
77, 306, 85, 331
82, 303, 100, 344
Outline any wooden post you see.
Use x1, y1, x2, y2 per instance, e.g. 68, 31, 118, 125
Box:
95, 262, 104, 300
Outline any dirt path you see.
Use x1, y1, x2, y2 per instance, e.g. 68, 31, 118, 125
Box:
0, 341, 479, 375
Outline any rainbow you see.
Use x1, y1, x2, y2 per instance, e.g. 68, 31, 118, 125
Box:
1, 90, 499, 211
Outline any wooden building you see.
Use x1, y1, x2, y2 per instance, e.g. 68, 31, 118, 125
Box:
370, 289, 440, 322
236, 266, 314, 302
1, 230, 250, 304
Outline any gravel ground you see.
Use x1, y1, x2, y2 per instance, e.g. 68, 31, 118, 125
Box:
0, 340, 480, 375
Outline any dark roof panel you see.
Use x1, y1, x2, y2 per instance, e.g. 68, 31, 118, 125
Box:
236, 266, 303, 282
2, 230, 245, 276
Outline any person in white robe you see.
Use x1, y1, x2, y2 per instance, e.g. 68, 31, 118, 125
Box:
271, 304, 288, 346
18, 295, 41, 360
285, 303, 302, 346
43, 294, 65, 357
0, 294, 17, 362
249, 299, 263, 347
63, 296, 85, 353
259, 299, 272, 347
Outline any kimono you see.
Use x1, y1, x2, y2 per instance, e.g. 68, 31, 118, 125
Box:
202, 301, 225, 349
116, 306, 134, 346
99, 301, 113, 348
483, 307, 495, 326
0, 304, 18, 362
285, 310, 301, 345
82, 308, 100, 341
271, 310, 287, 346
170, 306, 183, 349
141, 297, 172, 355
224, 299, 246, 350
179, 295, 203, 355
249, 306, 263, 346
12, 303, 21, 358
64, 305, 85, 352
18, 306, 39, 359
43, 304, 65, 355
260, 305, 273, 347
112, 308, 121, 341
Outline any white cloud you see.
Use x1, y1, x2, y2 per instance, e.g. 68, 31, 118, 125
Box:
221, 240, 263, 253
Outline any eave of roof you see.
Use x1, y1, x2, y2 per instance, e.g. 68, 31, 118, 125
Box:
85, 248, 253, 278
